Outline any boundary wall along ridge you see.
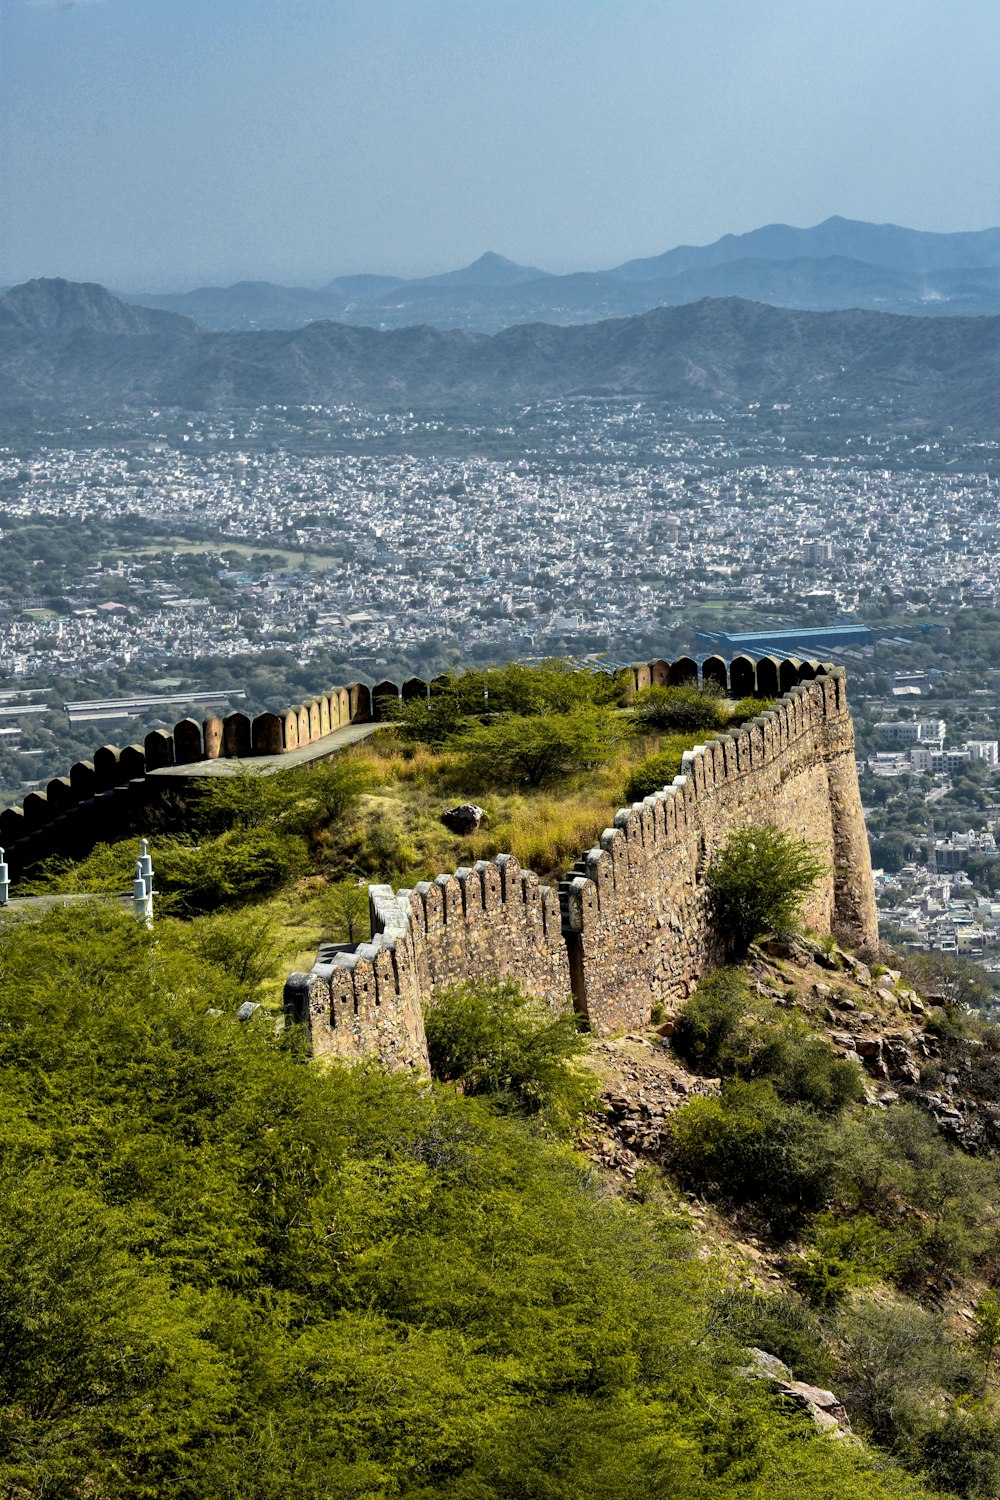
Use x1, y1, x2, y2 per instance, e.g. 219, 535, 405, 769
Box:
284, 655, 877, 1072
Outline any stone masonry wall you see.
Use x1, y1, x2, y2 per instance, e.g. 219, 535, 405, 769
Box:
285, 856, 572, 1073
285, 662, 878, 1068
559, 670, 875, 1033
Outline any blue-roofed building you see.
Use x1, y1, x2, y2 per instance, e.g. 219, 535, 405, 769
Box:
694, 624, 874, 658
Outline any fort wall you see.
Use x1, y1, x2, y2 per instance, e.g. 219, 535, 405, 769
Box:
0, 678, 383, 880
1, 652, 876, 1075
284, 658, 877, 1072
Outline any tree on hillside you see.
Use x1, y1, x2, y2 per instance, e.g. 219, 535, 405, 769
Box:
707, 824, 827, 958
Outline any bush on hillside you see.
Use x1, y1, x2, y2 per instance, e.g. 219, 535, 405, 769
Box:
749, 1017, 865, 1113
788, 1212, 904, 1307
392, 659, 628, 744
671, 968, 753, 1075
898, 949, 995, 1012
315, 878, 371, 943
728, 695, 777, 724
630, 681, 729, 733
0, 904, 951, 1498
835, 1298, 977, 1451
456, 706, 625, 788
714, 1288, 833, 1385
155, 827, 309, 913
707, 824, 827, 958
185, 907, 285, 1002
623, 741, 689, 802
669, 1079, 841, 1233
193, 758, 372, 837
672, 969, 863, 1113
425, 978, 595, 1132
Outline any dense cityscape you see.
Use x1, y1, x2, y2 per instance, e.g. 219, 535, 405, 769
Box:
2, 397, 1000, 966
2, 400, 998, 680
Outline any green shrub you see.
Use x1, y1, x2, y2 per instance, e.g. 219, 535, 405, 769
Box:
0, 903, 953, 1499
18, 837, 146, 895
185, 908, 284, 1002
671, 968, 753, 1074
750, 1017, 865, 1113
788, 1212, 903, 1306
714, 1289, 833, 1384
390, 692, 472, 746
352, 810, 420, 882
707, 824, 827, 958
835, 1298, 977, 1454
314, 878, 371, 943
917, 1407, 1000, 1500
425, 978, 596, 1133
192, 765, 298, 833
155, 827, 309, 913
728, 695, 777, 723
898, 949, 995, 1011
840, 1103, 1000, 1286
393, 660, 628, 744
672, 972, 863, 1114
670, 1079, 840, 1233
297, 757, 374, 825
630, 682, 728, 733
456, 706, 625, 788
193, 758, 372, 837
622, 741, 688, 802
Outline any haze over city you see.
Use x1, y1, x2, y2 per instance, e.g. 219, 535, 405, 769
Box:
3, 0, 1000, 289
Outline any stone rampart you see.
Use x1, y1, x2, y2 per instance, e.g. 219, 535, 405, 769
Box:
284, 855, 571, 1072
285, 658, 878, 1068
0, 676, 390, 880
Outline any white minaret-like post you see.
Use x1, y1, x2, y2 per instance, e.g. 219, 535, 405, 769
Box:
0, 847, 8, 907
132, 838, 155, 927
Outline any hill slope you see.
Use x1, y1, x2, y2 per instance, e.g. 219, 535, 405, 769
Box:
3, 277, 999, 430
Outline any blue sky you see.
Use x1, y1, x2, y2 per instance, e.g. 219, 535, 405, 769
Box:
3, 0, 999, 289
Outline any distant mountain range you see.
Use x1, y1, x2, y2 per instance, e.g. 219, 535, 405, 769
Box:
116, 219, 1000, 333
2, 276, 999, 432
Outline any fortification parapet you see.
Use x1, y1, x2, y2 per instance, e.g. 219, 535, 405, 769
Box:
6, 655, 875, 1055
288, 656, 875, 1065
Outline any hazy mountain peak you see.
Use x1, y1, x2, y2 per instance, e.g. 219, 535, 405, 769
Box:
611, 218, 1000, 282
0, 277, 192, 337
414, 251, 553, 288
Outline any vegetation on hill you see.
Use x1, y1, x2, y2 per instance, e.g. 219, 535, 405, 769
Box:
23, 664, 772, 932
5, 278, 1000, 430
13, 658, 1000, 1495
658, 952, 1000, 1499
0, 901, 940, 1499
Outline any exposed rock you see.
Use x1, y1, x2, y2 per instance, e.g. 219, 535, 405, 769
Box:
777, 1379, 852, 1432
440, 803, 486, 834
744, 1347, 792, 1380
742, 1349, 852, 1433
842, 955, 872, 987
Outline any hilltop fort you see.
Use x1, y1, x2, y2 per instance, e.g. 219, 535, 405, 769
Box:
0, 652, 876, 1075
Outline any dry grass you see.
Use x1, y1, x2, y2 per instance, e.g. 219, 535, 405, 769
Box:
254, 701, 767, 958
319, 730, 680, 887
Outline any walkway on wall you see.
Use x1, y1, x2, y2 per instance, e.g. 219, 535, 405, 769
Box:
146, 721, 385, 779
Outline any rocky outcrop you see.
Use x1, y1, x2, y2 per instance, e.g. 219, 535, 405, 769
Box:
743, 1349, 852, 1434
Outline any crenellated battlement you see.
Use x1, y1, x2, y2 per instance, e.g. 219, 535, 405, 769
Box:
285, 848, 572, 1071
285, 656, 877, 1071
1, 650, 875, 1074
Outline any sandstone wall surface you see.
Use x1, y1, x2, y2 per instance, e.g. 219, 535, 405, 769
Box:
286, 664, 877, 1067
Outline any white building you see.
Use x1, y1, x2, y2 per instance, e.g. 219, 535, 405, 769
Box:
875, 718, 946, 743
